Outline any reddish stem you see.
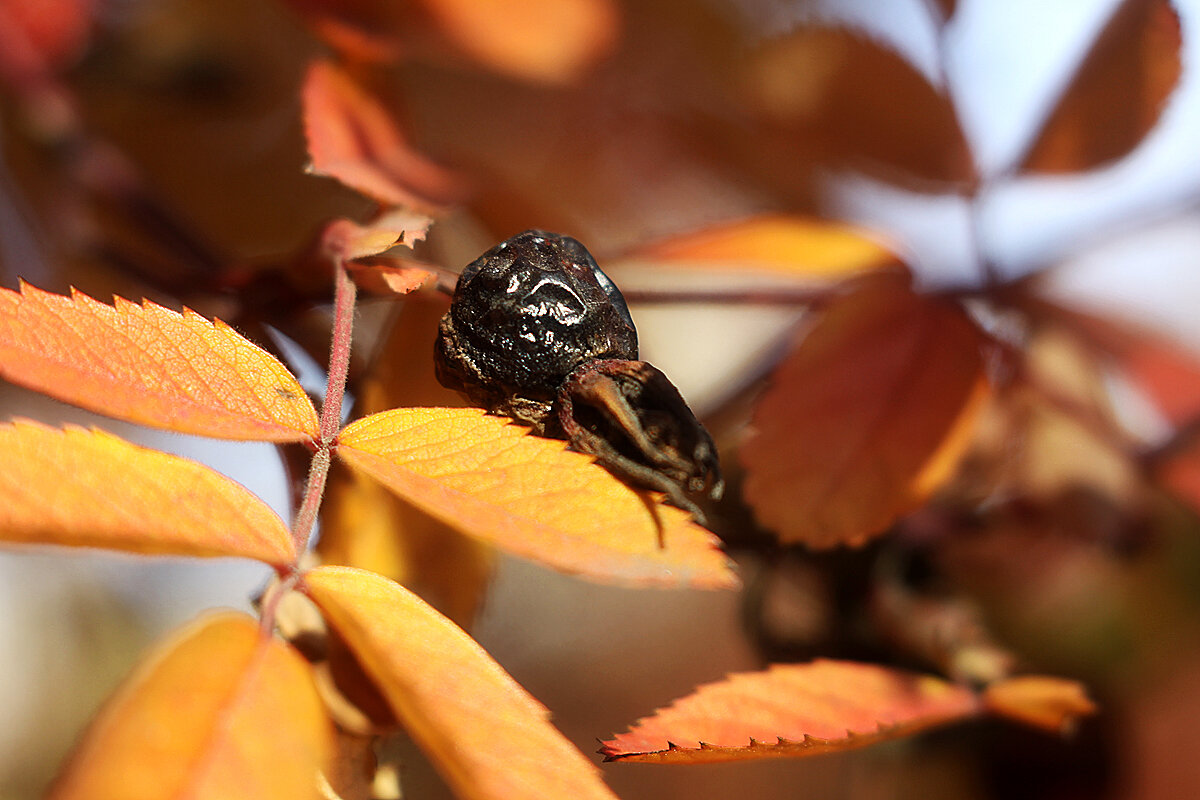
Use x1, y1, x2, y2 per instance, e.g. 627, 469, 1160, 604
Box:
290, 262, 357, 557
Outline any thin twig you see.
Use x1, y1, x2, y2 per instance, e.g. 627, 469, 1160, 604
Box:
290, 262, 357, 556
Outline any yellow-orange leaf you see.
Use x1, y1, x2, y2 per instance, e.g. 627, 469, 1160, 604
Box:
48, 612, 331, 800
742, 274, 989, 548
983, 676, 1098, 734
304, 566, 619, 800
0, 420, 295, 564
0, 282, 318, 441
336, 407, 737, 589
302, 59, 469, 210
599, 660, 980, 763
421, 0, 619, 84
633, 215, 903, 278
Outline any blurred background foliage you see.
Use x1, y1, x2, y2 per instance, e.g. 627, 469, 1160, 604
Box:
4, 0, 1200, 798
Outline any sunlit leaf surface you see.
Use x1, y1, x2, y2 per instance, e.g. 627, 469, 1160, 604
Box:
0, 282, 318, 441
337, 407, 737, 589
600, 659, 980, 763
286, 0, 617, 83
48, 613, 331, 800
0, 420, 295, 564
631, 214, 902, 278
305, 566, 620, 800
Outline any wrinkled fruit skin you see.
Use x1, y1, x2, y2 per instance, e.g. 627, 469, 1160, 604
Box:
557, 359, 723, 505
435, 230, 638, 428
436, 230, 722, 521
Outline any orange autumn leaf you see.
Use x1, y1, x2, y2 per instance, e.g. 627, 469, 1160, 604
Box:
1022, 0, 1181, 173
742, 274, 989, 548
0, 282, 318, 441
348, 260, 437, 296
286, 0, 617, 84
304, 566, 620, 800
743, 28, 973, 184
982, 675, 1098, 734
302, 59, 469, 210
599, 659, 980, 764
632, 214, 903, 279
418, 0, 619, 84
48, 612, 331, 800
336, 407, 737, 590
0, 420, 295, 564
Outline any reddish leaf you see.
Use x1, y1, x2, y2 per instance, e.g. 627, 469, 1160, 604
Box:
742, 274, 989, 548
0, 0, 94, 84
48, 612, 331, 800
631, 214, 903, 278
0, 282, 318, 441
0, 420, 295, 564
336, 407, 737, 589
1159, 439, 1200, 512
982, 676, 1098, 734
743, 28, 973, 184
1022, 0, 1181, 172
302, 59, 470, 210
305, 566, 620, 800
599, 660, 980, 763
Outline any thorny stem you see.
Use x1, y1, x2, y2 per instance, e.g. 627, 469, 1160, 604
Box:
290, 263, 357, 558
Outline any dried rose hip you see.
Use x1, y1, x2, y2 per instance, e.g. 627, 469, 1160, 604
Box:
436, 229, 722, 522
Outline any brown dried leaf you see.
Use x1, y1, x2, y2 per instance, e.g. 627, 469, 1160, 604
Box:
600, 660, 980, 763
742, 274, 989, 547
1022, 0, 1182, 173
743, 28, 973, 185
